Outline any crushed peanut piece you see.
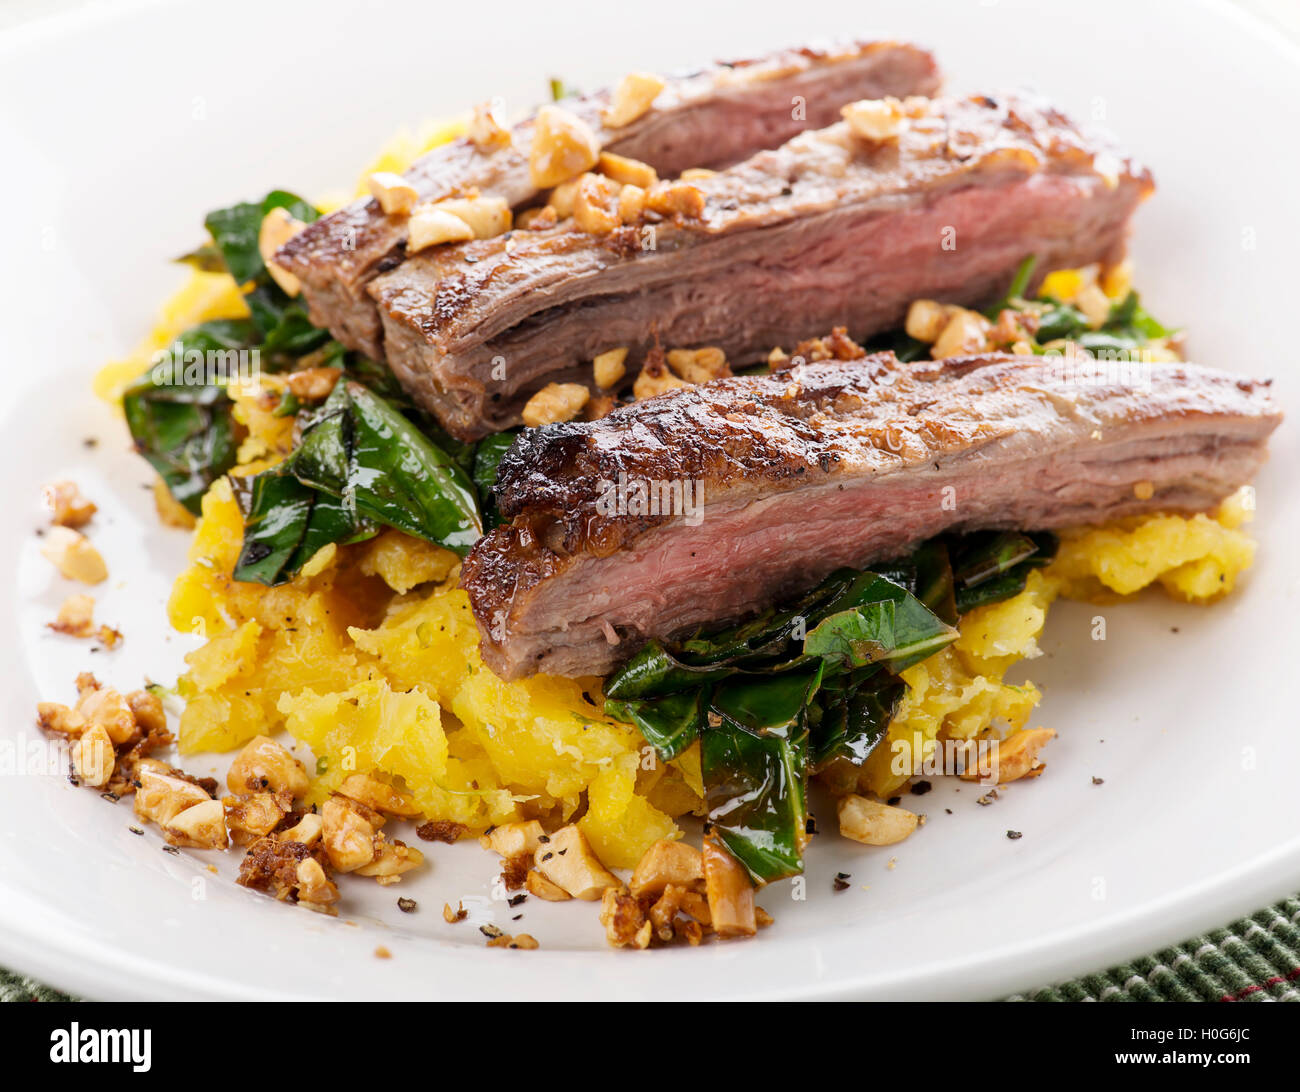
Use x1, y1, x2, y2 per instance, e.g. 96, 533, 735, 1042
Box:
354, 839, 424, 882
49, 594, 96, 638
630, 839, 704, 899
593, 347, 629, 389
76, 685, 136, 745
522, 382, 590, 427
617, 183, 646, 224
666, 346, 730, 384
468, 100, 512, 151
286, 367, 342, 402
40, 526, 108, 584
443, 901, 468, 923
598, 151, 657, 189
135, 761, 213, 825
546, 176, 582, 218
320, 795, 380, 872
837, 794, 919, 846
633, 352, 692, 400
960, 727, 1057, 783
258, 207, 307, 296
480, 819, 546, 858
223, 791, 292, 845
600, 887, 652, 949
37, 702, 86, 738
525, 868, 572, 901
295, 858, 339, 912
516, 205, 558, 230
162, 799, 229, 850
71, 723, 115, 788
573, 173, 621, 235
529, 105, 601, 188
931, 309, 992, 359
679, 168, 717, 181
604, 71, 665, 128
534, 824, 619, 900
43, 480, 96, 528
646, 179, 704, 219
407, 205, 475, 252
429, 195, 512, 239
703, 835, 756, 938
905, 299, 958, 343
337, 771, 421, 817
227, 735, 309, 797
366, 171, 420, 215
842, 97, 905, 143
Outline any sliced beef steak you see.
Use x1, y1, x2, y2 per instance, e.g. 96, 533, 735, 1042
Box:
275, 40, 941, 358
373, 91, 1154, 439
461, 349, 1279, 680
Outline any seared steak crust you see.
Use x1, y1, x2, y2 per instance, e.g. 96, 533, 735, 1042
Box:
461, 350, 1279, 679
274, 40, 941, 358
375, 91, 1153, 439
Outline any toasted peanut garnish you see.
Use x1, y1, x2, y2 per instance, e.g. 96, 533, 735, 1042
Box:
43, 480, 96, 528
617, 183, 646, 224
285, 366, 342, 402
366, 170, 420, 215
842, 97, 904, 143
407, 205, 475, 252
646, 179, 704, 219
755, 906, 774, 928
768, 346, 790, 368
321, 795, 379, 872
546, 176, 582, 219
534, 824, 619, 900
905, 299, 958, 343
258, 206, 307, 296
126, 689, 166, 738
598, 151, 657, 189
522, 382, 590, 427
76, 685, 136, 745
603, 71, 665, 128
430, 195, 512, 239
630, 839, 704, 899
573, 173, 620, 235
525, 868, 572, 901
227, 735, 309, 798
584, 393, 618, 421
355, 839, 424, 882
162, 799, 229, 849
468, 100, 512, 151
679, 888, 712, 925
593, 347, 628, 389
633, 358, 692, 400
837, 794, 919, 846
529, 105, 601, 188
37, 701, 86, 738
71, 723, 115, 788
960, 727, 1057, 783
135, 765, 211, 826
49, 594, 96, 638
931, 309, 991, 359
337, 772, 421, 817
648, 883, 691, 942
480, 819, 546, 858
279, 812, 323, 846
666, 346, 731, 384
680, 168, 717, 181
703, 836, 756, 938
295, 857, 340, 913
600, 887, 652, 949
40, 526, 107, 584
510, 933, 540, 950
1075, 282, 1112, 328
517, 205, 559, 231
443, 901, 468, 923
223, 792, 292, 845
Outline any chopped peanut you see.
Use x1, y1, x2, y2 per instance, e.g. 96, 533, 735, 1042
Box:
336, 772, 421, 817
510, 934, 540, 950
703, 835, 756, 938
533, 824, 619, 900
227, 735, 309, 798
40, 526, 108, 584
443, 901, 467, 923
905, 299, 958, 343
546, 176, 582, 218
573, 173, 620, 235
71, 723, 115, 788
522, 382, 590, 427
162, 799, 229, 850
49, 594, 96, 638
931, 309, 991, 359
468, 100, 512, 151
600, 887, 652, 949
43, 480, 96, 528
598, 151, 657, 189
223, 792, 292, 845
630, 839, 704, 899
75, 685, 136, 745
666, 346, 731, 384
960, 727, 1057, 783
294, 858, 340, 913
354, 839, 424, 882
633, 358, 692, 400
126, 689, 166, 738
406, 205, 475, 252
617, 183, 646, 224
584, 393, 618, 421
285, 367, 342, 402
679, 168, 717, 181
37, 702, 86, 738
135, 764, 212, 826
366, 170, 420, 215
279, 812, 323, 847
1075, 282, 1112, 328
593, 347, 629, 389
842, 97, 904, 143
529, 105, 601, 188
429, 195, 512, 239
646, 179, 704, 219
837, 794, 919, 846
258, 207, 307, 296
320, 795, 379, 873
517, 205, 558, 231
603, 71, 665, 128
480, 819, 546, 858
525, 869, 572, 901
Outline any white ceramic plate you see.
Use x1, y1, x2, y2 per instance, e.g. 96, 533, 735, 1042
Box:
1, 0, 1297, 1002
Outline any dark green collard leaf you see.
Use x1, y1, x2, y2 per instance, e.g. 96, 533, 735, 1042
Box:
702, 720, 809, 885
472, 431, 519, 531
709, 665, 823, 741
203, 191, 320, 286
951, 531, 1058, 613
603, 689, 706, 762
803, 575, 958, 675
949, 531, 1041, 587
808, 671, 905, 770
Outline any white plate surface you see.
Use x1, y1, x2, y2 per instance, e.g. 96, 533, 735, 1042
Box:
1, 0, 1297, 1001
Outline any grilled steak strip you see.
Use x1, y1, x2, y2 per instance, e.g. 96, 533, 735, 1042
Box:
373, 91, 1154, 439
461, 350, 1279, 680
274, 40, 941, 358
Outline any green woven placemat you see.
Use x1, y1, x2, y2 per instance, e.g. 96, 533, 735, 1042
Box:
5, 894, 1297, 1001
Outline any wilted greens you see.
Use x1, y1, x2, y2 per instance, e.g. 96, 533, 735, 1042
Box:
603, 531, 1057, 885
